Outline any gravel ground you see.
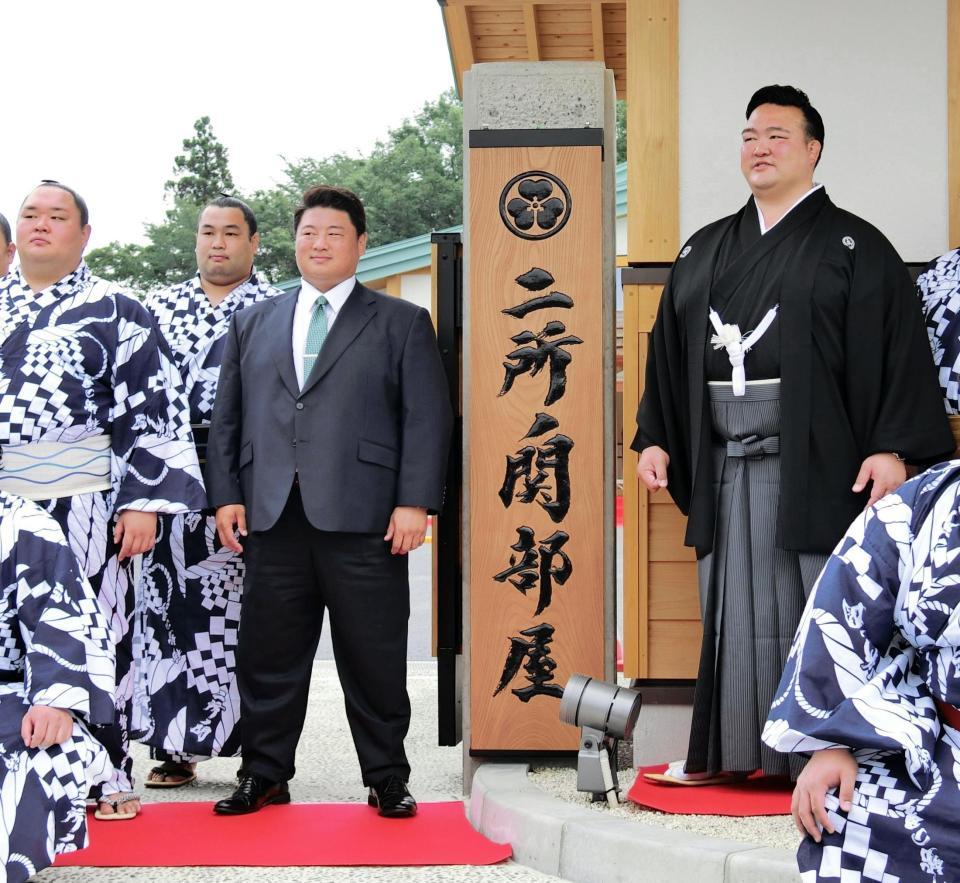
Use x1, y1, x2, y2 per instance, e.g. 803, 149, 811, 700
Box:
529, 761, 803, 853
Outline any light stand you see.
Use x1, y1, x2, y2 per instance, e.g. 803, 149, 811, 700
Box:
559, 673, 642, 808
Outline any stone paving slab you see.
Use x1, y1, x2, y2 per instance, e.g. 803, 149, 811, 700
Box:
469, 764, 801, 883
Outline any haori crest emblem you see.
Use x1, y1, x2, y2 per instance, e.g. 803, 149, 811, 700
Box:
499, 171, 572, 240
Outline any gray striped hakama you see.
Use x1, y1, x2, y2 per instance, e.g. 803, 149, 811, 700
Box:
685, 380, 828, 779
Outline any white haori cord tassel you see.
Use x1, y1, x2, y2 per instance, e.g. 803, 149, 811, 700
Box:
708, 306, 779, 396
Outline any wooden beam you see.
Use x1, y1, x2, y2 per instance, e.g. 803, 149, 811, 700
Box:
522, 3, 540, 60
591, 2, 605, 64
626, 0, 679, 261
443, 3, 475, 95
621, 283, 642, 677
950, 0, 960, 246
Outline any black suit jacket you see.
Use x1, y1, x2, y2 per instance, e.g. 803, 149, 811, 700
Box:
206, 282, 453, 533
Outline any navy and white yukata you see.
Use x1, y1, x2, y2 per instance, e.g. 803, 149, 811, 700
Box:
0, 490, 114, 883
918, 247, 960, 414
764, 460, 960, 881
0, 263, 206, 796
133, 272, 278, 760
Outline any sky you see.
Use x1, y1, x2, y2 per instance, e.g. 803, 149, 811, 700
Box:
2, 0, 456, 250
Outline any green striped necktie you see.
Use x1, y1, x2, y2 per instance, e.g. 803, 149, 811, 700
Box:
302, 294, 329, 383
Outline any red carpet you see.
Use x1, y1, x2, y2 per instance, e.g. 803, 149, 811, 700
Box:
55, 801, 511, 867
627, 764, 793, 816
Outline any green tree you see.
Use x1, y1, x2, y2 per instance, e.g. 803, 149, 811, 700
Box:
88, 92, 465, 289
165, 116, 235, 205
87, 200, 200, 292
616, 99, 627, 164
283, 89, 463, 248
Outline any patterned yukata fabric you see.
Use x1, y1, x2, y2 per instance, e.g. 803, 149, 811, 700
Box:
0, 263, 206, 795
918, 248, 960, 415
0, 491, 115, 883
763, 460, 960, 881
133, 272, 278, 759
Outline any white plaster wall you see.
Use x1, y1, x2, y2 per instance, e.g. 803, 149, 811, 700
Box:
679, 0, 948, 261
401, 272, 433, 313
616, 215, 627, 256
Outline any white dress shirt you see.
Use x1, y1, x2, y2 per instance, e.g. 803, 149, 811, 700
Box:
292, 275, 357, 388
755, 183, 823, 234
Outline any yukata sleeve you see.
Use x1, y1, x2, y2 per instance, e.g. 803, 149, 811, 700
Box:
916, 252, 960, 415
848, 235, 953, 464
205, 313, 244, 508
109, 296, 207, 515
10, 500, 115, 725
764, 490, 934, 770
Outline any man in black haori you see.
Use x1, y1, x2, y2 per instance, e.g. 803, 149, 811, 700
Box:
633, 85, 952, 784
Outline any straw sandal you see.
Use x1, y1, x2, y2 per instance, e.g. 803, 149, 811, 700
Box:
643, 760, 748, 787
94, 792, 141, 820
145, 761, 197, 788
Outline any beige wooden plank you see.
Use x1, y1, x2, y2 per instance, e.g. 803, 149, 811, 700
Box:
541, 47, 595, 59
622, 284, 642, 677
470, 21, 526, 35
648, 621, 701, 679
538, 7, 592, 23
626, 0, 679, 260
648, 563, 700, 620
539, 32, 595, 46
467, 7, 525, 21
649, 505, 696, 562
537, 20, 597, 34
473, 34, 529, 47
523, 3, 541, 59
384, 275, 401, 298
474, 48, 534, 60
591, 2, 605, 61
444, 4, 475, 95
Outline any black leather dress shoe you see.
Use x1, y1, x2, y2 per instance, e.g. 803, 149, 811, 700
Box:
213, 773, 290, 815
367, 774, 417, 818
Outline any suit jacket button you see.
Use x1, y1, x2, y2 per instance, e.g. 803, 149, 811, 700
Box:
292, 439, 298, 446
296, 402, 304, 410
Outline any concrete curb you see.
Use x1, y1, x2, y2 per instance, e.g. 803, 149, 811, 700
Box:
468, 763, 801, 882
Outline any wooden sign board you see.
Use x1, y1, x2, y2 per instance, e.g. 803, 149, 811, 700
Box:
468, 136, 606, 751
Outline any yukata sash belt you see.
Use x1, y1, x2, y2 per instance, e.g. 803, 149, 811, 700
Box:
191, 423, 210, 466
936, 699, 960, 731
0, 435, 111, 500
726, 435, 780, 458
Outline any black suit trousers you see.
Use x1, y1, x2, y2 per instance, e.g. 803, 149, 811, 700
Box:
237, 484, 411, 786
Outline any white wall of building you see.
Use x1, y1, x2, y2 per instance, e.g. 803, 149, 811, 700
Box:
401, 272, 433, 313
616, 215, 627, 257
679, 0, 948, 261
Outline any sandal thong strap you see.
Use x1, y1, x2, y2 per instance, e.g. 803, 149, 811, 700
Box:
100, 792, 140, 808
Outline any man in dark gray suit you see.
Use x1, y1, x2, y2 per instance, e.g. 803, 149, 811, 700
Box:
206, 185, 452, 817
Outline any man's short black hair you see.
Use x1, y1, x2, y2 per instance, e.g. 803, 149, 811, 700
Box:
201, 195, 258, 236
294, 186, 366, 237
746, 85, 825, 165
0, 213, 10, 247
32, 180, 90, 226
